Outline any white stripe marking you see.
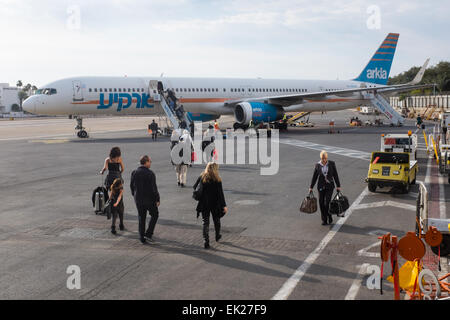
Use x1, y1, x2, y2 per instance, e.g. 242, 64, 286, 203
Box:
272, 187, 369, 300
353, 201, 416, 212
280, 138, 371, 161
439, 174, 447, 219
0, 128, 144, 142
345, 263, 370, 300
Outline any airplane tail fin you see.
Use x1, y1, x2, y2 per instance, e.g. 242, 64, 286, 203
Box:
354, 33, 399, 85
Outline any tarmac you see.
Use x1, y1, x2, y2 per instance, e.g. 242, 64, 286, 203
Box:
0, 111, 448, 300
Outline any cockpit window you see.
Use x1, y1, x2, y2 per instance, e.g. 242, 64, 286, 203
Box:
36, 88, 57, 95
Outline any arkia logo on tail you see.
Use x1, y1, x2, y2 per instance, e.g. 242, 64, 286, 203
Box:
366, 67, 388, 80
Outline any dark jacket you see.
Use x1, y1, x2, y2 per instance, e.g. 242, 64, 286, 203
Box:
130, 166, 160, 206
150, 122, 158, 131
193, 176, 226, 214
310, 160, 341, 191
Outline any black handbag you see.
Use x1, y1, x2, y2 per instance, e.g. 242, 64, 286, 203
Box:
329, 191, 349, 216
192, 179, 203, 201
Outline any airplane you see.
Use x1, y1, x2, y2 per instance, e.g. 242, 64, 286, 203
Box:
23, 33, 432, 138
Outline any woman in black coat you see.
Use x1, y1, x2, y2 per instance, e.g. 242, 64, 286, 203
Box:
309, 150, 342, 225
193, 162, 227, 249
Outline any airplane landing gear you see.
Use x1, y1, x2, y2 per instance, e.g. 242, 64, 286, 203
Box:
75, 117, 89, 138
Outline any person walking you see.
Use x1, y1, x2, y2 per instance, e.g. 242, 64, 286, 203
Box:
309, 151, 342, 226
130, 155, 160, 244
109, 178, 125, 234
149, 120, 158, 141
193, 162, 227, 249
100, 147, 124, 192
416, 115, 423, 129
175, 131, 191, 187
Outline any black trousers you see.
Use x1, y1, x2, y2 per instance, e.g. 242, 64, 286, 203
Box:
201, 210, 221, 242
137, 204, 159, 240
111, 205, 124, 228
152, 132, 157, 140
318, 188, 334, 223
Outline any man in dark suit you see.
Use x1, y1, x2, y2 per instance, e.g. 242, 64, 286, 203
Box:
149, 120, 158, 141
309, 151, 342, 225
130, 155, 160, 244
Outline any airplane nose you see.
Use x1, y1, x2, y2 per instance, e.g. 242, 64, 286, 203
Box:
22, 96, 36, 113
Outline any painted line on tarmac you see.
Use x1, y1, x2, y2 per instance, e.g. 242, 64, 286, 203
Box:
439, 174, 446, 219
353, 200, 416, 212
344, 263, 370, 300
280, 138, 371, 161
0, 128, 145, 142
271, 187, 369, 300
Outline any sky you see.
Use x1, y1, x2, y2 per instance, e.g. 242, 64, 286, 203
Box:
0, 0, 449, 87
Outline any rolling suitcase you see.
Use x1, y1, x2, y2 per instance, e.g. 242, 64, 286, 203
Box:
95, 191, 105, 215
92, 174, 108, 215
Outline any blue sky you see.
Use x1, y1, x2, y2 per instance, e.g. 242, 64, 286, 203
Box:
0, 0, 448, 87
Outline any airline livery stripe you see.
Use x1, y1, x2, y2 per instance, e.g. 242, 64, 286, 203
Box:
371, 59, 391, 61
72, 99, 154, 105
380, 46, 396, 49
305, 98, 353, 103
71, 98, 233, 105
382, 41, 397, 45
375, 52, 394, 55
179, 98, 232, 103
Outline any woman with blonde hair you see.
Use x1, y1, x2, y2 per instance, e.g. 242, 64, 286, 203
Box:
193, 162, 227, 249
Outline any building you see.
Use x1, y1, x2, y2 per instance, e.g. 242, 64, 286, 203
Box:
390, 94, 450, 111
0, 83, 20, 113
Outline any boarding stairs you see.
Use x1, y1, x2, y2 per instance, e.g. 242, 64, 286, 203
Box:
149, 83, 191, 130
368, 92, 405, 126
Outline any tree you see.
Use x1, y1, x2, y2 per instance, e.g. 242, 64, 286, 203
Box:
16, 80, 23, 88
388, 61, 450, 93
17, 90, 28, 110
11, 104, 20, 112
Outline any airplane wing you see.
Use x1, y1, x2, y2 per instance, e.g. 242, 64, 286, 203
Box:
224, 59, 434, 107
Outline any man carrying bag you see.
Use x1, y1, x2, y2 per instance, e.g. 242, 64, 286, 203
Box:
309, 150, 342, 225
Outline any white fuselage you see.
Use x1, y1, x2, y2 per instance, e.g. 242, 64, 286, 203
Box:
23, 76, 383, 117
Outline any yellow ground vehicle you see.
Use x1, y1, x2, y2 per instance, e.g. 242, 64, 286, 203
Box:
366, 152, 418, 193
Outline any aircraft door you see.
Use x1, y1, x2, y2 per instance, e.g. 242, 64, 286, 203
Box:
72, 80, 84, 102
149, 80, 162, 101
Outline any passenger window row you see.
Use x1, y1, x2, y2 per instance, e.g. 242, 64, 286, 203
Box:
88, 88, 146, 93
173, 88, 309, 94
175, 88, 220, 93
